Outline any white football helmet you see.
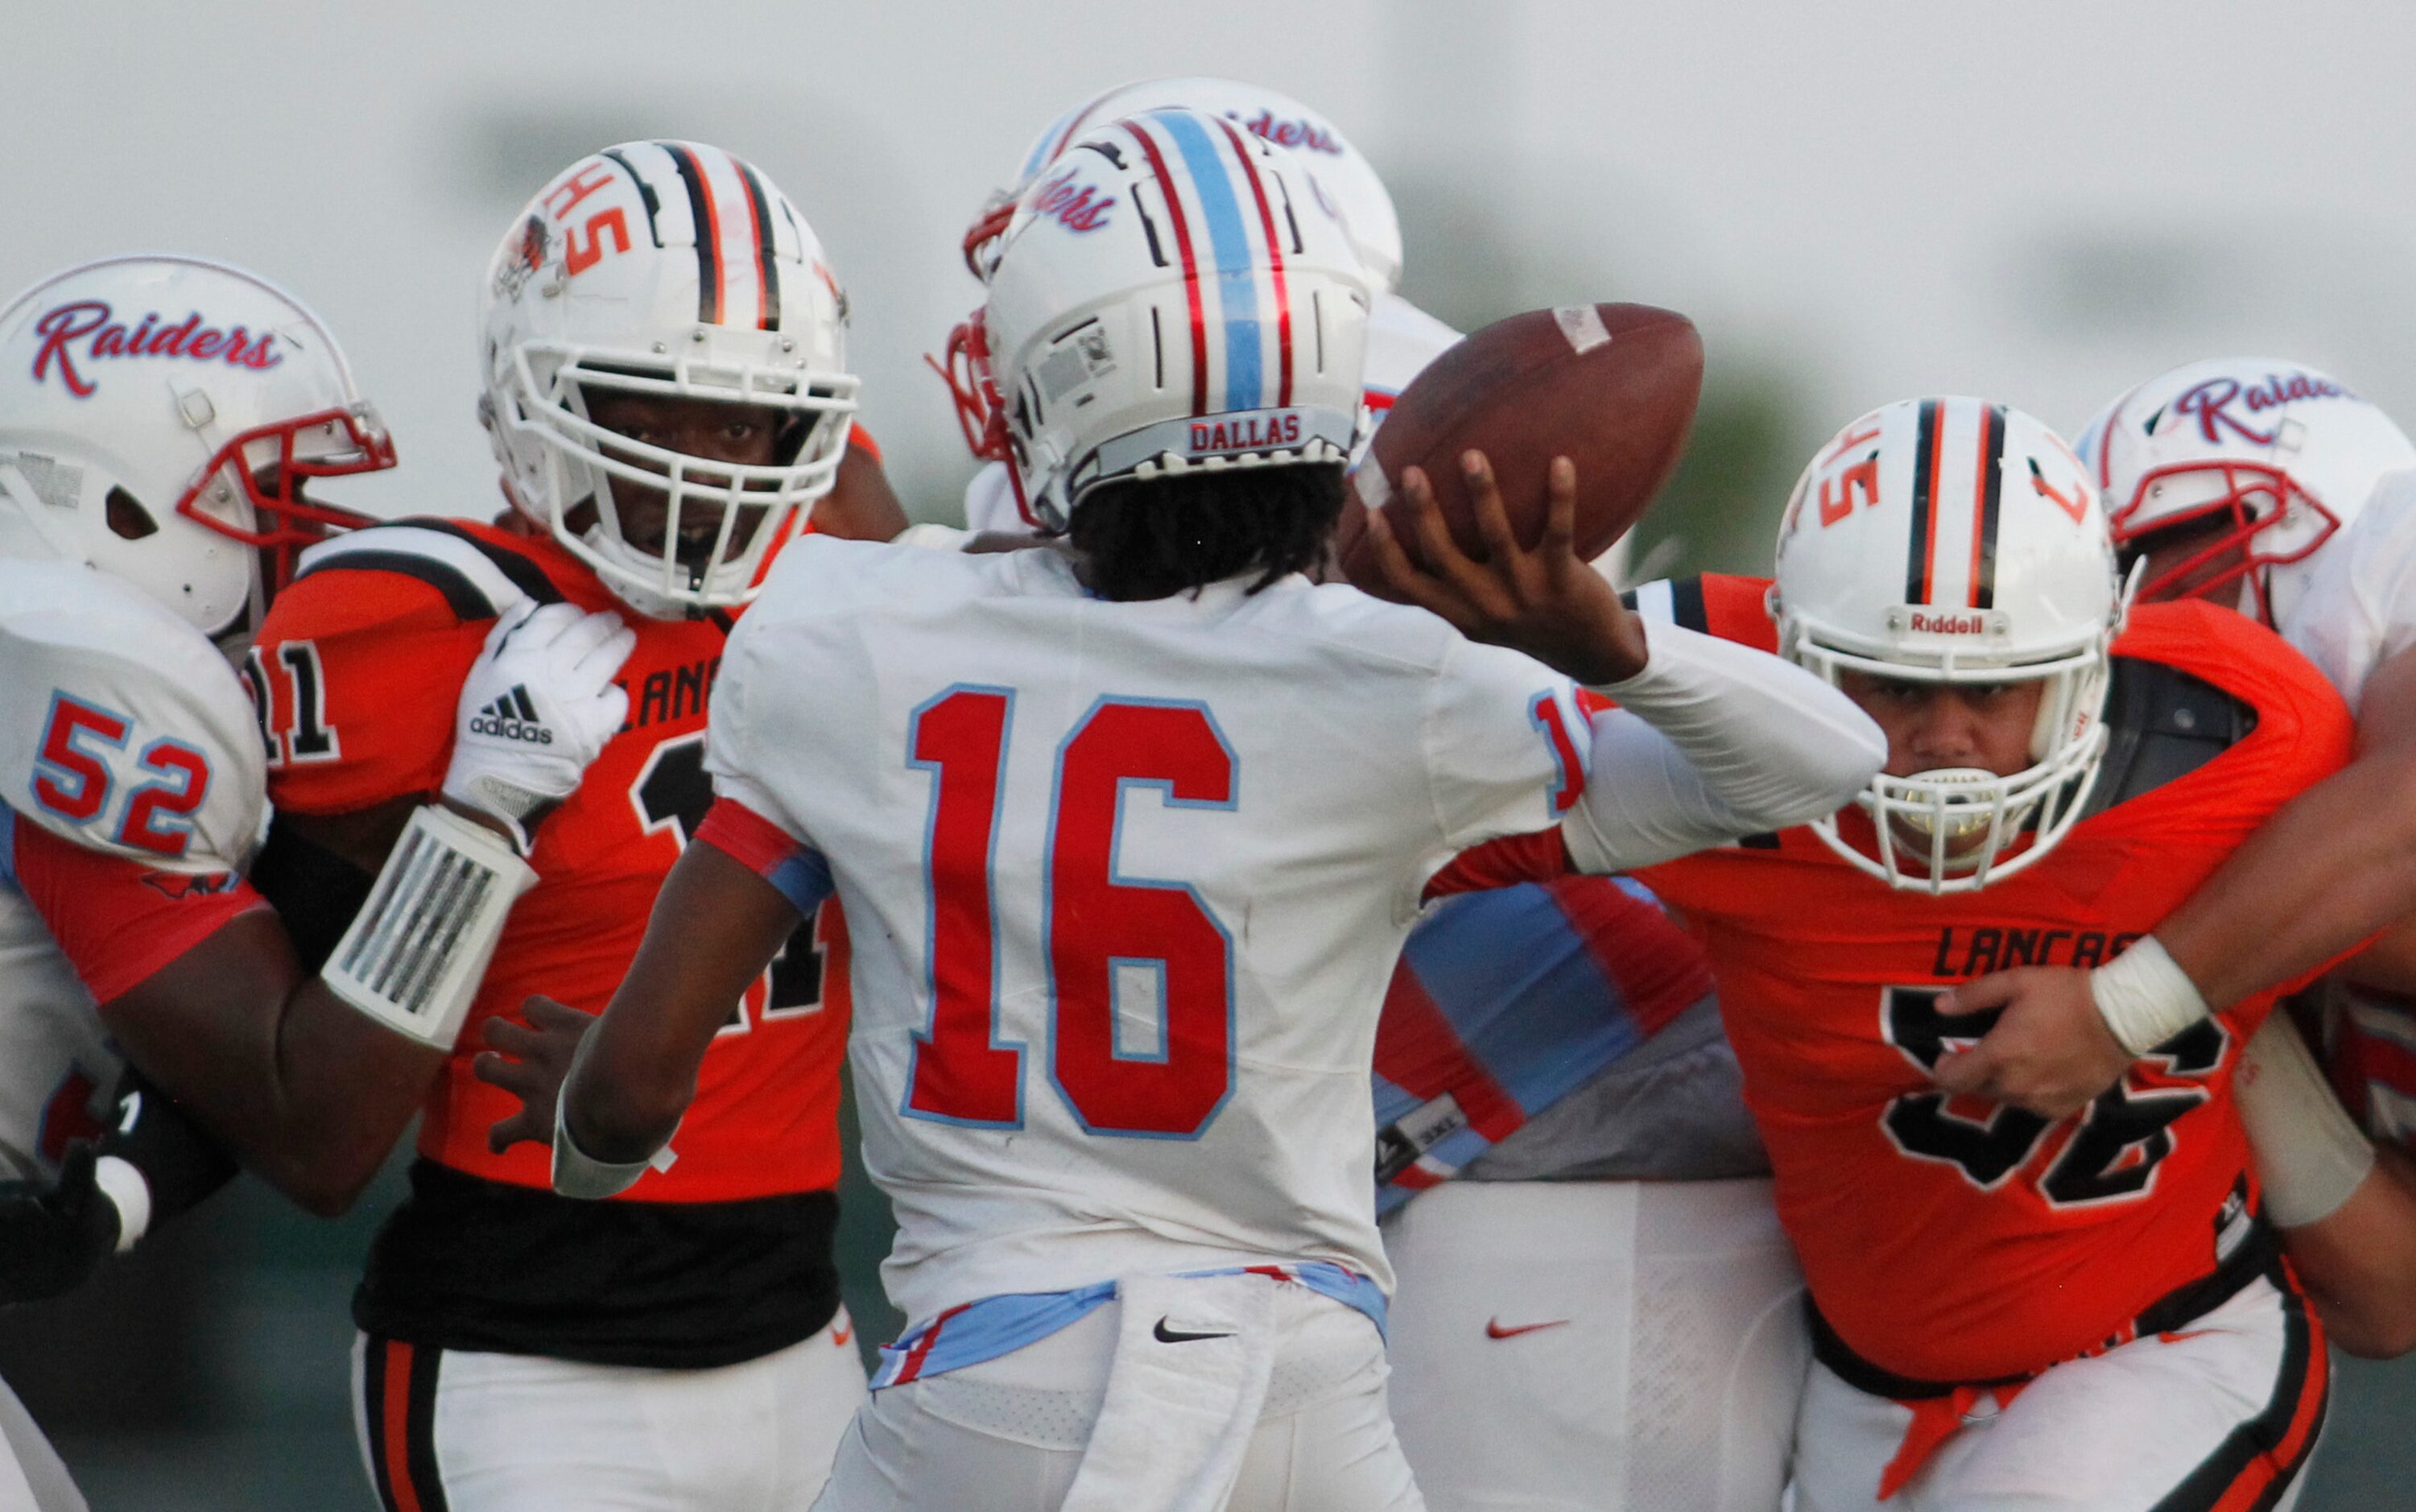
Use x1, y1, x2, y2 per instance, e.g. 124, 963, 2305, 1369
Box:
1774, 398, 2123, 893
480, 141, 857, 616
961, 78, 1403, 293
2076, 357, 2415, 628
0, 254, 394, 642
964, 108, 1373, 531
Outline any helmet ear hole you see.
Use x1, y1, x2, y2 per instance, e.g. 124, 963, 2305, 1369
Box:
105, 486, 159, 541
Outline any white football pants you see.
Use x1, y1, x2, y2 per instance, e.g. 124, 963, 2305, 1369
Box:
0, 1374, 84, 1512
812, 1282, 1423, 1511
1382, 1177, 1808, 1512
1792, 1274, 2326, 1512
350, 1308, 867, 1510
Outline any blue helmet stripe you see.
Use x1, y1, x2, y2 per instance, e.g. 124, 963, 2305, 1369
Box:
1154, 109, 1263, 413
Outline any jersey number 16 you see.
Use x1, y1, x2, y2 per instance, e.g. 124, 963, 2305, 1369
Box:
904, 687, 1235, 1140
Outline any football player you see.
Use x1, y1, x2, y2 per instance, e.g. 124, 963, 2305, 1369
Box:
1580, 398, 2345, 1509
0, 254, 630, 1510
2040, 357, 2416, 1361
932, 76, 1464, 541
491, 110, 1882, 1512
244, 144, 896, 1510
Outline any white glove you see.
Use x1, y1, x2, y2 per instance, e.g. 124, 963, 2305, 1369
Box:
444, 601, 635, 854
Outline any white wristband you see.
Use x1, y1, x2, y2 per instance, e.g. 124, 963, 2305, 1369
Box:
324, 805, 537, 1050
550, 1093, 677, 1201
2089, 936, 2210, 1057
91, 1155, 151, 1255
2236, 1014, 2376, 1227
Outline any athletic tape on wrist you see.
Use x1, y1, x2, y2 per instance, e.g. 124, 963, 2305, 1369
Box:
550, 1093, 677, 1201
2237, 1014, 2376, 1229
324, 805, 536, 1050
92, 1155, 151, 1255
2089, 935, 2210, 1057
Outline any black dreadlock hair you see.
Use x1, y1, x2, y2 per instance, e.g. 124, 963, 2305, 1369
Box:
1064, 463, 1345, 603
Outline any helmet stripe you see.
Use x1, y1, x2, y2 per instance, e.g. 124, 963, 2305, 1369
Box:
732, 154, 782, 333
1905, 398, 1942, 604
1215, 117, 1293, 408
1154, 109, 1265, 413
1119, 121, 1208, 415
657, 143, 725, 324
599, 149, 664, 246
1970, 403, 2007, 609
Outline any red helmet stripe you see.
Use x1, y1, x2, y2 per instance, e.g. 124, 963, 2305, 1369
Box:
1214, 116, 1292, 408
1121, 120, 1208, 415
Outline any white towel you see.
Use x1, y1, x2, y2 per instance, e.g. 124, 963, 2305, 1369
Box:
1058, 1272, 1280, 1512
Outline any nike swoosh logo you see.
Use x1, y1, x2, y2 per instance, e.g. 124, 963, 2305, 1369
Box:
1154, 1318, 1236, 1344
1485, 1318, 1570, 1340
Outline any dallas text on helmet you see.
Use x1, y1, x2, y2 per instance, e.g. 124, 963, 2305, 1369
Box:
30, 301, 283, 399
1189, 412, 1302, 455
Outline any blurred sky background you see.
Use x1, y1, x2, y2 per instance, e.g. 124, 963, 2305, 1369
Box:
6, 1, 2416, 1505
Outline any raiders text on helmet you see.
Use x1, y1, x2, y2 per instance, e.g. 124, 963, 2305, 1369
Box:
2076, 356, 2416, 627
0, 254, 394, 641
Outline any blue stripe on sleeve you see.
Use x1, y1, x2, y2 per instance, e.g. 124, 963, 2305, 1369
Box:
764, 847, 835, 917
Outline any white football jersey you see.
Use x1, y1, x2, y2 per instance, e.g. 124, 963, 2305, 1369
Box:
959, 293, 1462, 535
2284, 469, 2416, 708
0, 557, 262, 1179
708, 536, 1581, 1321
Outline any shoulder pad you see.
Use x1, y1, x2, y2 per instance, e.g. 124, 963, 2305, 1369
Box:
293, 519, 564, 622
0, 560, 264, 871
2081, 655, 2257, 818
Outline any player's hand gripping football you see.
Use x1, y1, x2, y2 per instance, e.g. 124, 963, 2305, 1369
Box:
444, 601, 638, 855
473, 996, 598, 1155
1931, 967, 2133, 1120
1362, 451, 1651, 686
0, 1142, 121, 1303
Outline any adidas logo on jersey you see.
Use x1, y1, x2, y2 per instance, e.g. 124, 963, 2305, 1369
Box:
469, 686, 554, 745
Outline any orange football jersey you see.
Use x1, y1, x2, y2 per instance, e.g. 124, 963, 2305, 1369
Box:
251, 516, 848, 1204
1632, 577, 2351, 1382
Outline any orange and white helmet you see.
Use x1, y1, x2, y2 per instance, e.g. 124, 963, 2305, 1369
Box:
1773, 398, 2123, 893
0, 254, 394, 642
479, 142, 856, 616
962, 78, 1402, 293
2077, 357, 2415, 627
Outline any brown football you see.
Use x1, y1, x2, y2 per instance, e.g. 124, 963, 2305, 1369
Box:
1335, 303, 1704, 596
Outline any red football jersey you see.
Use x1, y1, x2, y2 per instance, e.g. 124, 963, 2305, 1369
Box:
252, 516, 847, 1203
1628, 577, 2351, 1382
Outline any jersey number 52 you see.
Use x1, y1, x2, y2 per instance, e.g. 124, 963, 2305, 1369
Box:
904, 687, 1234, 1140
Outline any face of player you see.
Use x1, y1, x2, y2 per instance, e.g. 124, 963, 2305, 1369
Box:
575, 390, 791, 571
2123, 517, 2248, 608
1837, 673, 2045, 781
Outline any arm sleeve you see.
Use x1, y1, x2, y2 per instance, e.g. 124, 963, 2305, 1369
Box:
5, 811, 266, 1006
1560, 620, 1886, 873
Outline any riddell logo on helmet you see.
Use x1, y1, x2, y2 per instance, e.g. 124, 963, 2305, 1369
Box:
2170, 373, 2352, 448
31, 301, 283, 400
1908, 610, 1985, 635
1190, 412, 1303, 454
1031, 169, 1113, 233
1228, 109, 1344, 155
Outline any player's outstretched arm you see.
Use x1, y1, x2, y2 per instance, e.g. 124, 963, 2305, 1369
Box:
1366, 451, 1884, 865
483, 840, 803, 1195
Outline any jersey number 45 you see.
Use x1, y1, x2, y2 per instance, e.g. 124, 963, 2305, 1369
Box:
903, 687, 1235, 1140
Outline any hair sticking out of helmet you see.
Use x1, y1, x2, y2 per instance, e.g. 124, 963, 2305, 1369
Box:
975, 108, 1373, 539
2079, 357, 2416, 628
0, 254, 394, 642
479, 141, 857, 618
1773, 397, 2122, 894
